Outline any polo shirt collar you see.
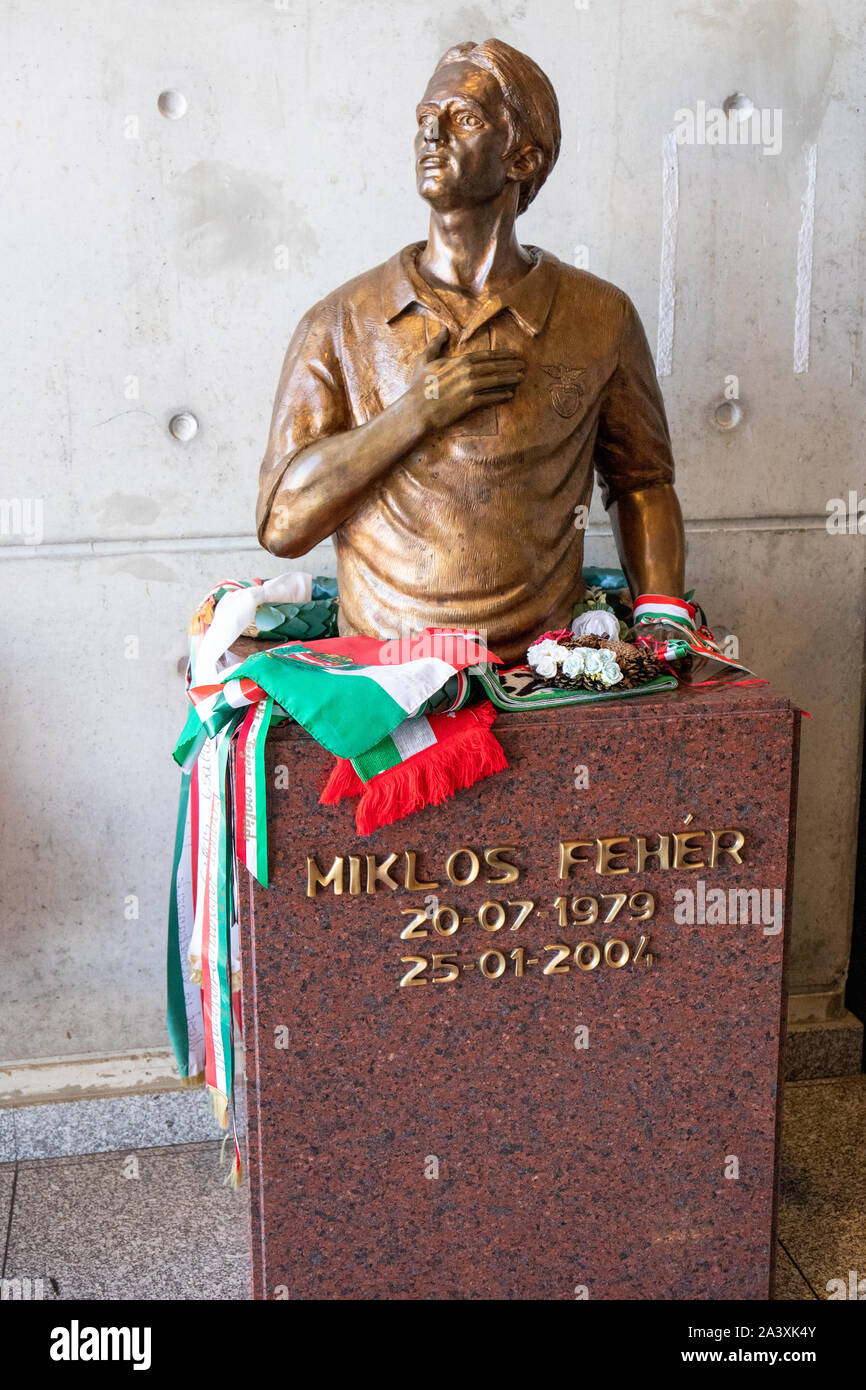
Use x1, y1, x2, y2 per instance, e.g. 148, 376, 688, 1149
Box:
381, 242, 560, 338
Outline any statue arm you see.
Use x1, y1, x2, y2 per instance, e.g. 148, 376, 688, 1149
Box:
257, 307, 525, 557
594, 296, 685, 599
258, 396, 431, 558
256, 299, 394, 557
608, 484, 684, 598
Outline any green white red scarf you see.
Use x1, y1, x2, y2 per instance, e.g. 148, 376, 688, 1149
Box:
632, 592, 762, 685
321, 697, 506, 834
167, 583, 504, 1182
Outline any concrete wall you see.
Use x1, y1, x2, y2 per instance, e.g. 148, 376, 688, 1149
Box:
1, 0, 864, 1077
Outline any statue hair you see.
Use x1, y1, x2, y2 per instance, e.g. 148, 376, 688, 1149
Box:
433, 38, 561, 214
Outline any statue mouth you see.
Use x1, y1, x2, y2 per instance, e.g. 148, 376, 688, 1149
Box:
418, 154, 449, 169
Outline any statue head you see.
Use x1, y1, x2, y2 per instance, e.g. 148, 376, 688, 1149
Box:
415, 39, 561, 217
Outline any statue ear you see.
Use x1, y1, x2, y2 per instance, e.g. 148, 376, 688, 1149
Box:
507, 144, 543, 183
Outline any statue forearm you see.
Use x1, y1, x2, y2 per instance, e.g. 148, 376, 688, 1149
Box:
258, 332, 526, 558
607, 483, 685, 600
258, 393, 430, 557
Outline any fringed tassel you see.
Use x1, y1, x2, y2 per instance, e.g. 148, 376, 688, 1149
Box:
189, 597, 215, 636
219, 1132, 243, 1188
209, 1087, 229, 1129
464, 700, 497, 730
178, 1070, 205, 1090
355, 724, 507, 835
319, 758, 365, 804
227, 1153, 243, 1189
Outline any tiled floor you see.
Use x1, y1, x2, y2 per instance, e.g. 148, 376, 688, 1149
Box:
1, 1141, 249, 1300
775, 1075, 866, 1299
2, 1076, 863, 1300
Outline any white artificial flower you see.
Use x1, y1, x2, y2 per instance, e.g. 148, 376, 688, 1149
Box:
527, 638, 560, 668
527, 639, 569, 675
572, 609, 620, 640
561, 648, 587, 678
582, 648, 604, 675
598, 652, 623, 686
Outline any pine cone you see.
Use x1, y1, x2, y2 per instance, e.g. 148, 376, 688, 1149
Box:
570, 635, 663, 688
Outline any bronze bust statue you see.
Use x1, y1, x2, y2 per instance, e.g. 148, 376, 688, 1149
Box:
256, 38, 685, 665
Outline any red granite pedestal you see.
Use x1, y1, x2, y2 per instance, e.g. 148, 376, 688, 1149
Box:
239, 684, 799, 1300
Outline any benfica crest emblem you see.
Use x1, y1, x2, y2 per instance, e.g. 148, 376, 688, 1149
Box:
271, 647, 357, 670
542, 364, 586, 418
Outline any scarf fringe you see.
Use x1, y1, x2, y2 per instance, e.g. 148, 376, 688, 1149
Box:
209, 1087, 229, 1129
220, 1131, 243, 1188
470, 699, 496, 728
319, 700, 505, 834
355, 723, 507, 835
319, 759, 365, 802
178, 1070, 205, 1090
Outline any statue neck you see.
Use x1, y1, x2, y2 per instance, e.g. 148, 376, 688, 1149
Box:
418, 198, 533, 300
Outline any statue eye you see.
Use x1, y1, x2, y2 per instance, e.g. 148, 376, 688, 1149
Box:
455, 110, 482, 129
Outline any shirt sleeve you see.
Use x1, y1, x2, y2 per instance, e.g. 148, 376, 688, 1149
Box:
256, 298, 350, 542
593, 296, 675, 510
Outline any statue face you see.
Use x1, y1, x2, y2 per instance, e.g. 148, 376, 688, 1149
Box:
414, 61, 516, 210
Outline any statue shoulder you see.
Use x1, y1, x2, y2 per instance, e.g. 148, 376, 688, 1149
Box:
300, 244, 420, 324
548, 257, 635, 318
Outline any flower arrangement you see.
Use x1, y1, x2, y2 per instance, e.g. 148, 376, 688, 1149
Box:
525, 630, 664, 692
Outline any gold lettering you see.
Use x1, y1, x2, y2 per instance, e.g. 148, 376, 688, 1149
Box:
366, 853, 399, 893
484, 845, 519, 885
595, 836, 631, 875
348, 855, 362, 894
543, 943, 572, 974
672, 832, 707, 870
399, 956, 428, 987
709, 828, 746, 866
635, 835, 670, 872
400, 909, 428, 939
403, 851, 439, 891
574, 942, 601, 971
604, 939, 630, 968
446, 846, 480, 886
558, 840, 594, 879
306, 854, 344, 897
432, 953, 460, 983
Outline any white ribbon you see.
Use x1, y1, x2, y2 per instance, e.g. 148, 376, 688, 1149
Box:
195, 572, 313, 685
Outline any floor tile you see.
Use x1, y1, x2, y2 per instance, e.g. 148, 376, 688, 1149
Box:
0, 1162, 16, 1271
4, 1141, 250, 1300
0, 1110, 15, 1164
777, 1075, 866, 1299
12, 1089, 223, 1161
